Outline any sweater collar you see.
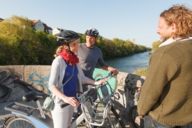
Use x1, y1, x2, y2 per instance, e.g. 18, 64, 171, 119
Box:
159, 37, 192, 47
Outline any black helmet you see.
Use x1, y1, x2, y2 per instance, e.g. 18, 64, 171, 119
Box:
85, 28, 99, 37
57, 30, 80, 45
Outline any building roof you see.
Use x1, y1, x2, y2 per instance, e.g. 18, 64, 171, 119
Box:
0, 18, 4, 22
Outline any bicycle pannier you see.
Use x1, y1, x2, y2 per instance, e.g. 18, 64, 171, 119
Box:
43, 96, 54, 111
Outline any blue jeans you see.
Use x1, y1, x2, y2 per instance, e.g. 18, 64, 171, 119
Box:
143, 116, 192, 128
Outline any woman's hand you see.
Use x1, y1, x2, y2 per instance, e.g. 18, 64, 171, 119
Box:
63, 96, 79, 107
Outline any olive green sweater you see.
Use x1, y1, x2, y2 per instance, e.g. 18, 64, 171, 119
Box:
138, 39, 192, 126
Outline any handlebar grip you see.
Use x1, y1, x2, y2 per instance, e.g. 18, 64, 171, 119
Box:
60, 103, 69, 108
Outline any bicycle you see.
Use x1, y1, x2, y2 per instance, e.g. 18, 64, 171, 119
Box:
0, 70, 124, 128
1, 86, 120, 128
93, 73, 126, 128
75, 90, 119, 127
109, 73, 145, 128
72, 72, 126, 128
74, 73, 145, 128
0, 70, 54, 128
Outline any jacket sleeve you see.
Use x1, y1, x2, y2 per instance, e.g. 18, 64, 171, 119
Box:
137, 52, 179, 116
48, 58, 60, 90
97, 48, 107, 67
77, 64, 94, 85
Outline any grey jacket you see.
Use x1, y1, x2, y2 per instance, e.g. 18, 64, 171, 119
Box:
48, 56, 91, 103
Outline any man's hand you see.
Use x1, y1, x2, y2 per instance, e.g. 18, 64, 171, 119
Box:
94, 77, 108, 86
135, 116, 143, 126
107, 66, 119, 75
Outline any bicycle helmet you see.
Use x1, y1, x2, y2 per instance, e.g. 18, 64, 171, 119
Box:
85, 28, 99, 37
56, 30, 80, 46
52, 28, 64, 37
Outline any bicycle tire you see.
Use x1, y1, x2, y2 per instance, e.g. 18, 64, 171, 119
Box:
5, 117, 36, 128
110, 106, 125, 128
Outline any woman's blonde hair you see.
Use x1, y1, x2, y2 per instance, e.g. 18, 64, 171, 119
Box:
54, 45, 69, 57
160, 5, 192, 38
54, 30, 80, 57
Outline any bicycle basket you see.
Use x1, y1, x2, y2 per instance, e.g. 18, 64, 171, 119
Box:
80, 93, 111, 127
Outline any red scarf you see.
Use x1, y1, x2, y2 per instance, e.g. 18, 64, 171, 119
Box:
59, 49, 79, 65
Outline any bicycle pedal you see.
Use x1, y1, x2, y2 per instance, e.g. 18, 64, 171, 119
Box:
5, 102, 33, 116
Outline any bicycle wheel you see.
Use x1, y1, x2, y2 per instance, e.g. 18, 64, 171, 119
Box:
128, 106, 140, 128
109, 98, 128, 128
5, 117, 36, 128
110, 106, 125, 128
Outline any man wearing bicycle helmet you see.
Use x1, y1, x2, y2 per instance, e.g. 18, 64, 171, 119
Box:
78, 28, 118, 84
49, 30, 106, 128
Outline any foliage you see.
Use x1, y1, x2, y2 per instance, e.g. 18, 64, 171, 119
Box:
0, 16, 150, 65
96, 38, 150, 59
0, 16, 57, 65
133, 68, 148, 76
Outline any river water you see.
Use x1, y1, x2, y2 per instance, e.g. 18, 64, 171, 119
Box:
106, 51, 150, 73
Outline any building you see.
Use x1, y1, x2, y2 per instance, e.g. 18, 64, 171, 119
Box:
32, 20, 52, 34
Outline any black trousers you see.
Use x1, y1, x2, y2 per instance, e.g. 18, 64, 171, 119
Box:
142, 116, 192, 128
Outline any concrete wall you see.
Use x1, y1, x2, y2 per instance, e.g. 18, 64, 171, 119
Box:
0, 65, 129, 93
0, 65, 51, 93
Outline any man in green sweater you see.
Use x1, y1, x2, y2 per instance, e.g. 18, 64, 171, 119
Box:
135, 5, 192, 128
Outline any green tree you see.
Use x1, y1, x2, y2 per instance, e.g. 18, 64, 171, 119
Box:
0, 16, 57, 65
0, 16, 150, 65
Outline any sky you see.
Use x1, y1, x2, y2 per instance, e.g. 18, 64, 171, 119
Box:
0, 0, 191, 47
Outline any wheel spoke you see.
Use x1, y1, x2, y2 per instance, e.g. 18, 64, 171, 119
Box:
6, 117, 35, 128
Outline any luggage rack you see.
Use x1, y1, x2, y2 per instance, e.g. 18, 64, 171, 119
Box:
5, 102, 34, 116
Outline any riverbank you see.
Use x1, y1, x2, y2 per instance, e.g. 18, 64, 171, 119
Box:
106, 51, 150, 73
